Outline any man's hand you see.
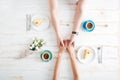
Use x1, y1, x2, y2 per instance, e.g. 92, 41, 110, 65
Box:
57, 35, 64, 48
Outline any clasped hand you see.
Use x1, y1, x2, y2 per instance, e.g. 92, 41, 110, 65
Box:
59, 40, 75, 55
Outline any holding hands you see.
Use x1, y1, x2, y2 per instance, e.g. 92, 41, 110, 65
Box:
57, 31, 78, 49
56, 40, 79, 80
58, 39, 75, 54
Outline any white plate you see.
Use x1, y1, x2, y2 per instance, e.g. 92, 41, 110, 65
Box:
31, 15, 49, 31
77, 47, 96, 64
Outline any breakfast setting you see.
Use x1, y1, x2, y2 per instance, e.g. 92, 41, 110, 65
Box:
25, 13, 98, 64
24, 12, 98, 64
0, 0, 120, 80
26, 14, 50, 31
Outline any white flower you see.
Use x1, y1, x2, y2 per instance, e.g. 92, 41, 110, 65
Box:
35, 46, 39, 50
34, 41, 38, 45
31, 44, 35, 47
30, 38, 45, 51
29, 46, 33, 49
41, 41, 45, 45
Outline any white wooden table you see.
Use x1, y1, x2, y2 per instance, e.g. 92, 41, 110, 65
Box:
0, 0, 120, 80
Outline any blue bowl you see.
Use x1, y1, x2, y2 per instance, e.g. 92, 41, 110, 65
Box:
82, 20, 95, 32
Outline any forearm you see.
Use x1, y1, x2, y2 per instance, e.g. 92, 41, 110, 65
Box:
73, 0, 84, 32
49, 0, 61, 36
53, 52, 62, 80
69, 51, 80, 80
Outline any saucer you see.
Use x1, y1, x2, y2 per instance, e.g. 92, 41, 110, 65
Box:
82, 20, 95, 32
40, 50, 52, 62
31, 15, 49, 31
77, 47, 96, 64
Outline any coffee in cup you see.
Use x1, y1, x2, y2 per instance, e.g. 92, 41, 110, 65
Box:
86, 22, 93, 30
43, 53, 49, 60
82, 20, 95, 32
40, 50, 52, 62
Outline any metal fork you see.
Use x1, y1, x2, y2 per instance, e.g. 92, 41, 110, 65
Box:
26, 14, 29, 31
26, 14, 31, 31
97, 46, 102, 64
29, 14, 32, 30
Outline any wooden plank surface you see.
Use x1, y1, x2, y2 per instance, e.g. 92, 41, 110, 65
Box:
0, 0, 120, 80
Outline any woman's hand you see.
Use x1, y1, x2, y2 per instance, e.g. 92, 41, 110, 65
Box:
57, 35, 64, 48
66, 40, 75, 54
58, 40, 67, 54
66, 40, 80, 80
